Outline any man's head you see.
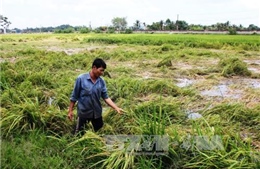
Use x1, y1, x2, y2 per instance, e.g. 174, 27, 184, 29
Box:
91, 58, 106, 77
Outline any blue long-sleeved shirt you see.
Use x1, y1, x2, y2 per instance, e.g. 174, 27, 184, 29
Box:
70, 73, 109, 119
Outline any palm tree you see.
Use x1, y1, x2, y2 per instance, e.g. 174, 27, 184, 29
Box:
134, 20, 140, 30
159, 20, 164, 30
143, 22, 146, 30
225, 21, 230, 29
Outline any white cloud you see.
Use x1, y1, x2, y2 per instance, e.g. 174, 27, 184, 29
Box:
239, 0, 260, 9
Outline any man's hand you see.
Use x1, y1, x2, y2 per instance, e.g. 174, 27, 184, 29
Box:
104, 98, 125, 115
115, 107, 124, 115
68, 110, 74, 121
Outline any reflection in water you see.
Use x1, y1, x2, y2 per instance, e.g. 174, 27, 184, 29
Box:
176, 78, 193, 88
200, 84, 241, 99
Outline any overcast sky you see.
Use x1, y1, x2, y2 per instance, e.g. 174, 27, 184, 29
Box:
1, 0, 259, 29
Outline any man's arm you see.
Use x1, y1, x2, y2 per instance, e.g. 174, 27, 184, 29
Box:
68, 101, 75, 121
68, 76, 81, 121
104, 98, 123, 114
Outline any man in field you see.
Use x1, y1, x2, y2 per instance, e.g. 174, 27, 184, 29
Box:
68, 58, 123, 134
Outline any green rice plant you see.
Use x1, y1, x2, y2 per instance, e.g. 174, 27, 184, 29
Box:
1, 92, 70, 137
160, 44, 174, 52
0, 62, 26, 87
134, 104, 167, 135
1, 88, 24, 107
0, 112, 25, 137
27, 70, 54, 88
1, 33, 259, 168
0, 96, 45, 137
218, 57, 251, 77
106, 78, 149, 101
83, 34, 260, 51
133, 100, 184, 124
164, 118, 259, 168
157, 57, 172, 67
67, 131, 111, 168
202, 103, 260, 144
0, 69, 11, 91
109, 66, 133, 75
203, 103, 260, 129
17, 48, 46, 56
0, 37, 16, 42
51, 91, 70, 110
17, 81, 49, 103
97, 150, 135, 169
44, 108, 72, 135
146, 79, 181, 97
103, 109, 137, 134
1, 130, 79, 169
129, 97, 183, 136
136, 156, 162, 168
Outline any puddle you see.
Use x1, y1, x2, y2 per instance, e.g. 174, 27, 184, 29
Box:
244, 59, 260, 74
137, 71, 152, 79
184, 110, 203, 119
176, 78, 194, 87
240, 79, 260, 89
244, 60, 260, 65
188, 113, 203, 119
176, 62, 193, 70
46, 47, 85, 55
249, 79, 260, 88
143, 72, 151, 79
201, 84, 242, 98
248, 67, 260, 74
200, 78, 260, 99
47, 46, 117, 55
64, 49, 84, 55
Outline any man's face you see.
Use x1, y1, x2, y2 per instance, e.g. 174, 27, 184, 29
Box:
93, 66, 105, 77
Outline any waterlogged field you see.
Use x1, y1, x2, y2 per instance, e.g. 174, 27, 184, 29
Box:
1, 33, 260, 168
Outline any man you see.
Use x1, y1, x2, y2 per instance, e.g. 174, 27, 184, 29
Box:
68, 58, 123, 134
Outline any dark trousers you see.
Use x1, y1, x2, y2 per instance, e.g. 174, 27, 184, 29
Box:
75, 116, 103, 134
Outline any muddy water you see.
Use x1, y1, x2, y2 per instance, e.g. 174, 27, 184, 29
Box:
200, 84, 242, 98
248, 67, 260, 74
201, 78, 260, 98
176, 78, 194, 87
176, 77, 260, 101
244, 59, 260, 74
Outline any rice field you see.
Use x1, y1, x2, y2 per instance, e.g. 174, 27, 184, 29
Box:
1, 33, 260, 168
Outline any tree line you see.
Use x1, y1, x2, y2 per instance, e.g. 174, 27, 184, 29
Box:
1, 16, 259, 34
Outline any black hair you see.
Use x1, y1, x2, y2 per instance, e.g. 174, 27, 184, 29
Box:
92, 58, 106, 69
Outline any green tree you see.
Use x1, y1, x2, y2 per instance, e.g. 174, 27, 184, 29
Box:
165, 18, 174, 30
147, 22, 160, 30
239, 24, 244, 31
134, 20, 140, 30
159, 20, 164, 30
111, 17, 127, 31
80, 27, 90, 33
189, 24, 203, 31
225, 21, 230, 29
0, 15, 11, 34
107, 26, 115, 33
143, 22, 146, 30
248, 24, 259, 31
176, 20, 189, 30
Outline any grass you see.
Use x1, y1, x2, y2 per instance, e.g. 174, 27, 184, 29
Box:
1, 33, 260, 168
218, 57, 252, 77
